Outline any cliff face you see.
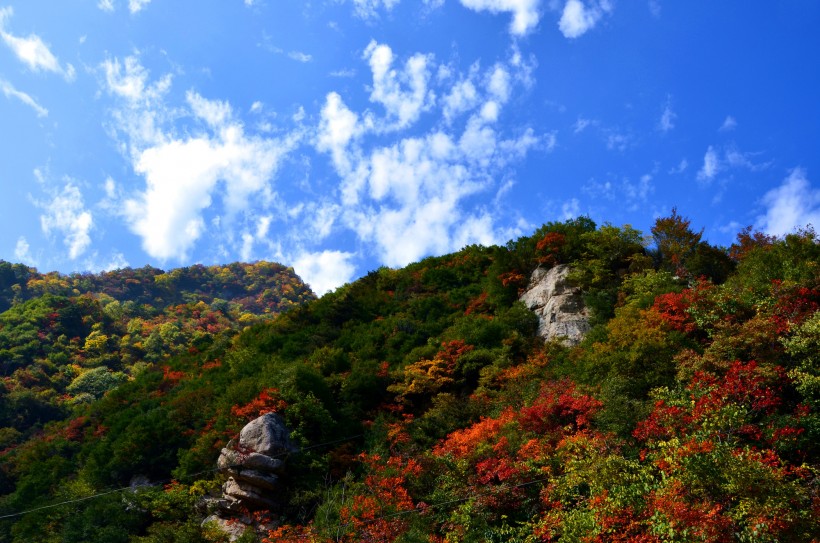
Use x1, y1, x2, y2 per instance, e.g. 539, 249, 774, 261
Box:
519, 264, 590, 346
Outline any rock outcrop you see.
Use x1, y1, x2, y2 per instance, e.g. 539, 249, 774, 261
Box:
519, 264, 590, 346
217, 413, 297, 511
204, 413, 297, 540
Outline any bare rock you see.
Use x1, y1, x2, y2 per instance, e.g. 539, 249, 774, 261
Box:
238, 413, 298, 456
222, 477, 280, 510
519, 264, 591, 346
218, 449, 285, 473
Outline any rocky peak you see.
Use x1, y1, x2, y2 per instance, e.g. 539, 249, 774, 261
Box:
519, 264, 590, 346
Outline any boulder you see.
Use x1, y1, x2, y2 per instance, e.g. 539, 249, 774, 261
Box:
214, 413, 297, 514
238, 413, 298, 456
519, 264, 591, 346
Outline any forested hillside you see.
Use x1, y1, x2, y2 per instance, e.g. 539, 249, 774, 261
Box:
1, 214, 818, 542
0, 262, 313, 473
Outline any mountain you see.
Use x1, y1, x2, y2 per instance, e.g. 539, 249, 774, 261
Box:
1, 215, 818, 542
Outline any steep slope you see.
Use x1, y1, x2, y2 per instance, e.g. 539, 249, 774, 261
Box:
1, 217, 818, 543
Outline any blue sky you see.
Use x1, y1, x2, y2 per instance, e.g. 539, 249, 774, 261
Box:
1, 1, 818, 294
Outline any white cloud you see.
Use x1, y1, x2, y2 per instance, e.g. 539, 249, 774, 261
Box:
0, 79, 48, 117
459, 0, 542, 36
101, 56, 299, 262
561, 198, 580, 220
102, 54, 171, 104
757, 168, 820, 236
443, 77, 480, 122
349, 0, 401, 19
719, 115, 737, 132
558, 0, 612, 39
573, 117, 593, 133
293, 250, 357, 295
124, 115, 296, 260
102, 252, 129, 271
697, 144, 767, 184
14, 236, 36, 265
98, 0, 115, 11
316, 92, 363, 177
658, 98, 675, 132
363, 40, 434, 131
648, 0, 660, 17
669, 158, 688, 174
39, 183, 93, 260
605, 131, 630, 152
0, 7, 75, 81
697, 145, 720, 182
312, 42, 542, 269
288, 51, 312, 63
129, 0, 152, 14
187, 90, 232, 127
330, 68, 356, 78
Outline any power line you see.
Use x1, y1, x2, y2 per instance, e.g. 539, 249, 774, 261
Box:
0, 433, 365, 521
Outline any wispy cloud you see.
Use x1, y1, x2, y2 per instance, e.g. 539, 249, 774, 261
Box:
363, 40, 435, 131
0, 79, 48, 117
329, 68, 356, 78
0, 7, 75, 81
719, 115, 737, 132
558, 0, 612, 39
14, 236, 36, 266
658, 97, 675, 132
288, 50, 312, 63
315, 43, 541, 268
348, 0, 401, 19
757, 168, 820, 236
459, 0, 542, 36
697, 143, 768, 183
38, 182, 94, 260
100, 54, 301, 262
697, 145, 720, 182
96, 0, 152, 14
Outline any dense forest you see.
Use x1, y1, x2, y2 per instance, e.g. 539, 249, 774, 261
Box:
1, 212, 818, 542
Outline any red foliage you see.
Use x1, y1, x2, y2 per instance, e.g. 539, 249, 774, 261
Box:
519, 380, 603, 436
231, 388, 288, 421
636, 361, 784, 444
336, 454, 422, 542
161, 366, 186, 383
729, 226, 775, 262
536, 232, 566, 267
649, 480, 733, 543
63, 416, 89, 441
770, 281, 820, 333
433, 407, 515, 459
499, 271, 526, 289
652, 291, 696, 333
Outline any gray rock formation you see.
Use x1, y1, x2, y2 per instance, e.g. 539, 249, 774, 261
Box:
216, 413, 297, 513
204, 413, 297, 541
519, 264, 591, 346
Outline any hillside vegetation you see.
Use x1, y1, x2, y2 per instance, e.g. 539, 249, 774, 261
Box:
1, 213, 818, 542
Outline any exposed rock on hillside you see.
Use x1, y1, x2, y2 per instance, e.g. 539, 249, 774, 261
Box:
519, 264, 590, 346
205, 413, 298, 540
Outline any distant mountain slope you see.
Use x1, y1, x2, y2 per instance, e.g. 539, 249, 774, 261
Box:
0, 262, 313, 452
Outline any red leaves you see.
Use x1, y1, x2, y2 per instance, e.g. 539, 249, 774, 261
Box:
536, 232, 566, 267
433, 407, 515, 459
649, 480, 733, 543
231, 388, 287, 421
770, 281, 820, 333
652, 291, 696, 333
519, 380, 603, 435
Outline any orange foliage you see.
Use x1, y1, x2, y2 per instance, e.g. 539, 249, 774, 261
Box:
231, 388, 288, 421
